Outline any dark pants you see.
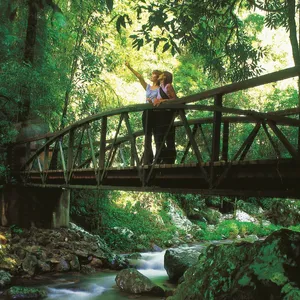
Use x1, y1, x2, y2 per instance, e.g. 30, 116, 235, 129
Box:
142, 110, 154, 164
153, 110, 176, 164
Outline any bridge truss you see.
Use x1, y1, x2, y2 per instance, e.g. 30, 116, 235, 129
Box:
11, 67, 300, 198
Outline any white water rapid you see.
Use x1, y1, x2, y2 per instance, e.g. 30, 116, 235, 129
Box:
44, 251, 168, 300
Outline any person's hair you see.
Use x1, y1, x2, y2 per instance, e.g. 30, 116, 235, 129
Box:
163, 71, 173, 85
152, 70, 162, 77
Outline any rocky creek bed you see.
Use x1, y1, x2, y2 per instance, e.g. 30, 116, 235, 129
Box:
0, 223, 300, 299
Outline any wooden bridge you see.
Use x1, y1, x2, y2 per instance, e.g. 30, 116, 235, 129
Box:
9, 67, 300, 199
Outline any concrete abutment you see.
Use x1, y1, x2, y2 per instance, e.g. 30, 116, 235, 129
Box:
0, 186, 70, 229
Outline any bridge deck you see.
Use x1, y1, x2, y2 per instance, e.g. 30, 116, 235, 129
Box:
18, 158, 300, 198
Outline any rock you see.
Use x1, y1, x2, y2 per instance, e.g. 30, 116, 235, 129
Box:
69, 255, 80, 271
128, 253, 142, 260
169, 229, 300, 300
89, 257, 103, 268
243, 234, 259, 243
37, 260, 50, 273
190, 207, 222, 225
112, 227, 134, 239
235, 209, 258, 223
135, 244, 147, 252
262, 219, 271, 226
55, 258, 70, 272
0, 270, 12, 289
207, 225, 215, 232
73, 249, 89, 258
164, 248, 201, 282
165, 240, 173, 247
170, 238, 184, 246
6, 286, 47, 299
165, 202, 193, 231
109, 254, 129, 270
115, 268, 165, 296
237, 200, 263, 215
151, 244, 163, 252
80, 265, 96, 274
22, 254, 38, 276
13, 247, 26, 260
3, 223, 114, 277
263, 199, 300, 226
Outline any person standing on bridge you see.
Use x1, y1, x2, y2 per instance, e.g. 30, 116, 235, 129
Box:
153, 71, 177, 164
125, 62, 162, 164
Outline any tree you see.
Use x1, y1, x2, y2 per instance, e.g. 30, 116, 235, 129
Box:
123, 0, 299, 82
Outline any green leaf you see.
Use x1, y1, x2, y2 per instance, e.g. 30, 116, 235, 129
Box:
116, 16, 123, 33
162, 42, 170, 53
153, 39, 160, 52
106, 0, 113, 12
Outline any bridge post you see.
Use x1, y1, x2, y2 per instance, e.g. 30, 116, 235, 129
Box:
52, 189, 70, 228
211, 94, 222, 161
210, 94, 223, 186
221, 121, 229, 162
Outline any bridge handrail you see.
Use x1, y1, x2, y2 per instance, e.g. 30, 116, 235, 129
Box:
11, 66, 300, 173
13, 66, 300, 146
13, 106, 300, 146
173, 66, 300, 104
40, 66, 300, 137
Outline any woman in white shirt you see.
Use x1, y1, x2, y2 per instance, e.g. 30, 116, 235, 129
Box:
125, 62, 162, 164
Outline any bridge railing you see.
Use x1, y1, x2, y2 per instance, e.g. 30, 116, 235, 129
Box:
12, 66, 300, 189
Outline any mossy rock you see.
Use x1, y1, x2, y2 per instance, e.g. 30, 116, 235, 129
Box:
115, 268, 165, 296
6, 286, 47, 299
169, 229, 300, 300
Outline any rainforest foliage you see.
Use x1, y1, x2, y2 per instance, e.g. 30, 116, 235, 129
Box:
1, 0, 300, 248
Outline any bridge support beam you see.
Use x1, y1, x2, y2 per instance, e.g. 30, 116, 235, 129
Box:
52, 189, 70, 228
0, 185, 70, 229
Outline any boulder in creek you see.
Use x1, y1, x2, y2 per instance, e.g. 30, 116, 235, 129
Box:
0, 270, 12, 289
164, 247, 202, 282
6, 286, 47, 299
115, 268, 165, 296
108, 254, 129, 270
81, 265, 96, 274
168, 229, 300, 300
124, 253, 142, 260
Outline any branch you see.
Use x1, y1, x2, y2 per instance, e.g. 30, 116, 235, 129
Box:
249, 0, 287, 12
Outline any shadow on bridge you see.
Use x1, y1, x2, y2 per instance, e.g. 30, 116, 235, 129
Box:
9, 66, 300, 199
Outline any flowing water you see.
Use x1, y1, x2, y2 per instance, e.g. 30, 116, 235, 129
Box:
41, 241, 230, 299
2, 241, 234, 299
7, 251, 173, 300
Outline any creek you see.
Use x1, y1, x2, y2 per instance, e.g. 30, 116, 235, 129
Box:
2, 242, 227, 299
45, 251, 171, 300
5, 251, 172, 300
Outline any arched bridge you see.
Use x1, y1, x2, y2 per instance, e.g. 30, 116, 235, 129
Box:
11, 67, 300, 198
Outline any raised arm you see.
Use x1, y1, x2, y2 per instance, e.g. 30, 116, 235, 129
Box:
125, 62, 147, 90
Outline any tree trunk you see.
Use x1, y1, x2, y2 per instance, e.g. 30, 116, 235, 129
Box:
298, 0, 300, 152
19, 0, 38, 122
287, 0, 300, 65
